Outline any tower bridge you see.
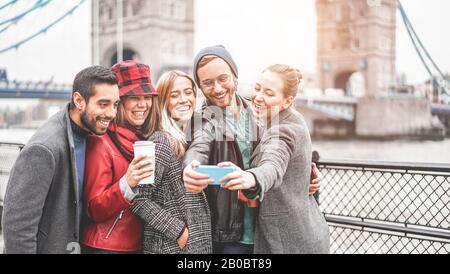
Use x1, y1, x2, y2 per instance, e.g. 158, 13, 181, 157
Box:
308, 0, 447, 139
0, 0, 448, 138
0, 81, 71, 100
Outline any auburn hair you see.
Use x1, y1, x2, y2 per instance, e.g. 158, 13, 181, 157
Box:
264, 64, 303, 99
197, 55, 219, 70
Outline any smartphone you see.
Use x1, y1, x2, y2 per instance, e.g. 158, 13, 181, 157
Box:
194, 165, 235, 186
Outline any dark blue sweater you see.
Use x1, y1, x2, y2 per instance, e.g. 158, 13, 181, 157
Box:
70, 118, 89, 224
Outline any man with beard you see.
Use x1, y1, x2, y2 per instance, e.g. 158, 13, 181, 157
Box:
2, 66, 120, 254
183, 46, 322, 254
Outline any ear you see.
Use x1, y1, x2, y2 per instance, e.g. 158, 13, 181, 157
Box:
283, 96, 294, 110
72, 92, 86, 110
232, 76, 238, 89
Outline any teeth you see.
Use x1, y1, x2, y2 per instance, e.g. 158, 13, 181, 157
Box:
133, 112, 145, 117
215, 93, 226, 99
177, 106, 191, 112
99, 120, 109, 127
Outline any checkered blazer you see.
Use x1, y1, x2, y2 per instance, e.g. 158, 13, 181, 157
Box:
132, 131, 212, 254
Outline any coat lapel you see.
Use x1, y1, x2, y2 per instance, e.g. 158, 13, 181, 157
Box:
62, 104, 80, 231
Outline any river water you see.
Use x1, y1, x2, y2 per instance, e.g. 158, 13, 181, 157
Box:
312, 138, 450, 164
2, 97, 450, 164
1, 128, 450, 164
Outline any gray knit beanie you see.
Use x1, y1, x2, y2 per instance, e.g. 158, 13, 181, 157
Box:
193, 45, 238, 88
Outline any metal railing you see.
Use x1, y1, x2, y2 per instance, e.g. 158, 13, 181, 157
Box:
0, 142, 24, 194
1, 142, 450, 254
0, 142, 24, 175
317, 159, 450, 254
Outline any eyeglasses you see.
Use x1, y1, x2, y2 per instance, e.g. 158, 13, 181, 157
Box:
200, 74, 232, 90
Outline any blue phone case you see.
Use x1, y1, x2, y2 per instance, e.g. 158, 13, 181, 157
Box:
194, 165, 235, 186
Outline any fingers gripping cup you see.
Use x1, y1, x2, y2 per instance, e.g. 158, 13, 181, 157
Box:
133, 141, 156, 185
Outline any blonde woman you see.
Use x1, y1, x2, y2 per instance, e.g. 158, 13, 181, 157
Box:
132, 70, 212, 254
219, 64, 330, 254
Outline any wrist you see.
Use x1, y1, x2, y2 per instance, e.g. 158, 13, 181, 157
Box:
125, 174, 137, 189
242, 172, 261, 200
120, 176, 138, 202
246, 172, 257, 188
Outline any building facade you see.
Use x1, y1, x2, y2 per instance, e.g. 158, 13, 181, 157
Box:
316, 0, 397, 98
92, 0, 194, 81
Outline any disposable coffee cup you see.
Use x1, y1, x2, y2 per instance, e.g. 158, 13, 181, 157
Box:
133, 141, 156, 185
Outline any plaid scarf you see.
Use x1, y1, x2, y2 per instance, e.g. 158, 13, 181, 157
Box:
107, 122, 146, 162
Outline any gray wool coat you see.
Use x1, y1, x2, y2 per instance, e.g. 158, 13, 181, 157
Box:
247, 108, 330, 254
2, 104, 82, 254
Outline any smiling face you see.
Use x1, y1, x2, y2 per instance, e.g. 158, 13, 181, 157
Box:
167, 76, 196, 123
79, 83, 120, 135
251, 70, 292, 123
121, 95, 153, 127
197, 57, 237, 109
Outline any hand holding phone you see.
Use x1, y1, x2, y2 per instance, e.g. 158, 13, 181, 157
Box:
194, 165, 235, 186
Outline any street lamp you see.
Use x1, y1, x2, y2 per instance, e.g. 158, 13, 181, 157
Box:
116, 0, 123, 63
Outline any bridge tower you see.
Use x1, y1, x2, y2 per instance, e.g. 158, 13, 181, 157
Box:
316, 0, 398, 98
92, 0, 194, 81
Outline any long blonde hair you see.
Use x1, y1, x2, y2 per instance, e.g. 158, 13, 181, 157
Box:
156, 70, 197, 159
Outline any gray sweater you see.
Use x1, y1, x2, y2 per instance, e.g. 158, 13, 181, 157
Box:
247, 108, 330, 254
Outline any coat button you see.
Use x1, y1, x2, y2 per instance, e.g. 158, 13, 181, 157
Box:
73, 233, 78, 240
74, 200, 77, 205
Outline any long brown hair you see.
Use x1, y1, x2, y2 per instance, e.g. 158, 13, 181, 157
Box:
156, 70, 197, 159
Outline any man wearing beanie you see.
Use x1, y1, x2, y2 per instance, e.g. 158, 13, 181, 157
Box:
183, 45, 259, 254
183, 45, 322, 254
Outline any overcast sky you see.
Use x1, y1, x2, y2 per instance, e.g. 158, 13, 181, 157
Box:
0, 0, 449, 85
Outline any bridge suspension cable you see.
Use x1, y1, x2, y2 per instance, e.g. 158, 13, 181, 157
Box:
398, 0, 449, 97
0, 0, 18, 11
0, 0, 52, 27
0, 0, 53, 35
0, 0, 86, 55
399, 1, 447, 82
